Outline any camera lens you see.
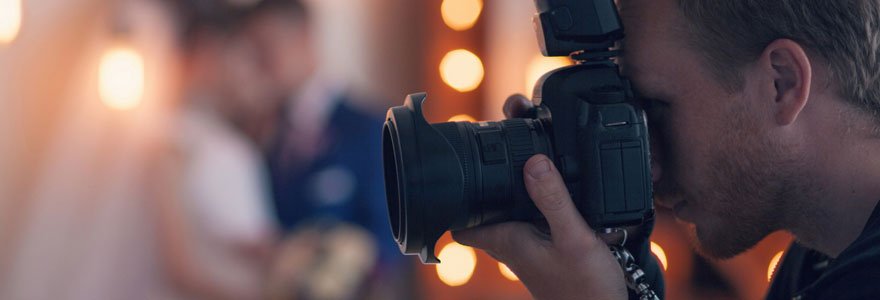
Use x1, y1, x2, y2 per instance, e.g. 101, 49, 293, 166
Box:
382, 93, 552, 263
382, 124, 403, 241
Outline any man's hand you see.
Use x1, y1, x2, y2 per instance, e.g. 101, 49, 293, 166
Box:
452, 153, 628, 300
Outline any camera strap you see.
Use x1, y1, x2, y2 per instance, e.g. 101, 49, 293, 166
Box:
608, 228, 660, 300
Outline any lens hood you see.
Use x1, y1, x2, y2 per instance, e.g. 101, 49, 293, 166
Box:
383, 93, 465, 264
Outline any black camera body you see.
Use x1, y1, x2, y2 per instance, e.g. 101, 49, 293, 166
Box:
382, 0, 653, 264
535, 60, 652, 229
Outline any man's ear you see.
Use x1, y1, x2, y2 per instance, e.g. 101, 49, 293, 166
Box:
760, 39, 813, 126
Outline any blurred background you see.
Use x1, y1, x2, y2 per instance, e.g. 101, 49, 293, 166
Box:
0, 0, 792, 299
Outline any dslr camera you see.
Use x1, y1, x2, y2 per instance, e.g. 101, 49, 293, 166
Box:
382, 0, 654, 263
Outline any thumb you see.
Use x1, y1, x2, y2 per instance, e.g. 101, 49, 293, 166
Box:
523, 155, 595, 249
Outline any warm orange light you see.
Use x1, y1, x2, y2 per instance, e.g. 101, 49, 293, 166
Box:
99, 47, 145, 110
0, 0, 22, 44
525, 55, 572, 97
498, 262, 519, 281
448, 114, 477, 122
441, 0, 483, 31
436, 242, 477, 286
650, 241, 668, 271
440, 49, 484, 92
768, 251, 784, 282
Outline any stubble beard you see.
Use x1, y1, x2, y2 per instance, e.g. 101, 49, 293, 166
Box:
686, 121, 810, 260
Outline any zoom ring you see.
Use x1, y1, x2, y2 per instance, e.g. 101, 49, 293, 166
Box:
502, 119, 543, 220
503, 119, 537, 203
502, 119, 537, 170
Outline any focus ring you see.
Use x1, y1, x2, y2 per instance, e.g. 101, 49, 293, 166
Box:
433, 122, 473, 227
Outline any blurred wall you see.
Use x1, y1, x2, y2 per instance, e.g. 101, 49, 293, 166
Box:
308, 0, 426, 112
485, 0, 539, 120
0, 0, 180, 298
0, 0, 112, 288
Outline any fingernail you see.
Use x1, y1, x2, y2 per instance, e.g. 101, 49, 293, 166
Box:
528, 159, 551, 179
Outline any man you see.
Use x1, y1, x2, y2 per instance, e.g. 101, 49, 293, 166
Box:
454, 0, 880, 299
237, 0, 406, 289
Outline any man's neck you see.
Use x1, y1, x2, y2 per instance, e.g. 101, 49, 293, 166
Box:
789, 137, 880, 258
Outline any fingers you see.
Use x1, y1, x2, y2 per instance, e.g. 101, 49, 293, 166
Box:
523, 155, 594, 248
452, 222, 543, 262
503, 94, 534, 119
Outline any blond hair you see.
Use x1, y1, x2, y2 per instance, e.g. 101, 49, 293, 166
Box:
677, 0, 880, 122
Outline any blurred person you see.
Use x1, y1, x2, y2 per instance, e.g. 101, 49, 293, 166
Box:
152, 0, 279, 298
264, 222, 379, 300
235, 0, 411, 298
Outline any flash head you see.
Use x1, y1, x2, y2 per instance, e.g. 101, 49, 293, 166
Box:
534, 0, 624, 56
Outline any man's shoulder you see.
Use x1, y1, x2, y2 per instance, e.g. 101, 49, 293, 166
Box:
808, 256, 880, 300
801, 221, 880, 299
769, 224, 880, 300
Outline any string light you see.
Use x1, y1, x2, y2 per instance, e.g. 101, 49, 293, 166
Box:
498, 262, 519, 281
440, 49, 484, 92
436, 242, 477, 286
441, 0, 483, 31
0, 0, 22, 44
448, 114, 477, 122
99, 47, 145, 110
650, 241, 668, 271
767, 251, 784, 282
525, 55, 572, 98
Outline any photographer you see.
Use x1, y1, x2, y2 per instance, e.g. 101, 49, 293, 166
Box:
454, 0, 880, 299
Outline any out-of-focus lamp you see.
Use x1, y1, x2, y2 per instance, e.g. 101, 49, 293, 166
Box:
525, 55, 572, 98
767, 251, 784, 282
440, 49, 484, 92
448, 114, 477, 122
498, 262, 519, 281
0, 0, 22, 44
436, 242, 477, 287
441, 0, 483, 31
99, 46, 145, 110
650, 241, 668, 271
99, 0, 145, 111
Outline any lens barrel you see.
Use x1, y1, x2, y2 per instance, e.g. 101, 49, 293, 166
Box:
382, 93, 552, 263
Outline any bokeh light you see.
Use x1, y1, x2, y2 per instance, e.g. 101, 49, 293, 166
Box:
498, 262, 519, 281
440, 49, 484, 92
525, 55, 572, 97
0, 0, 22, 44
650, 241, 668, 271
99, 47, 145, 110
441, 0, 483, 31
436, 242, 477, 287
767, 251, 784, 282
448, 114, 477, 122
